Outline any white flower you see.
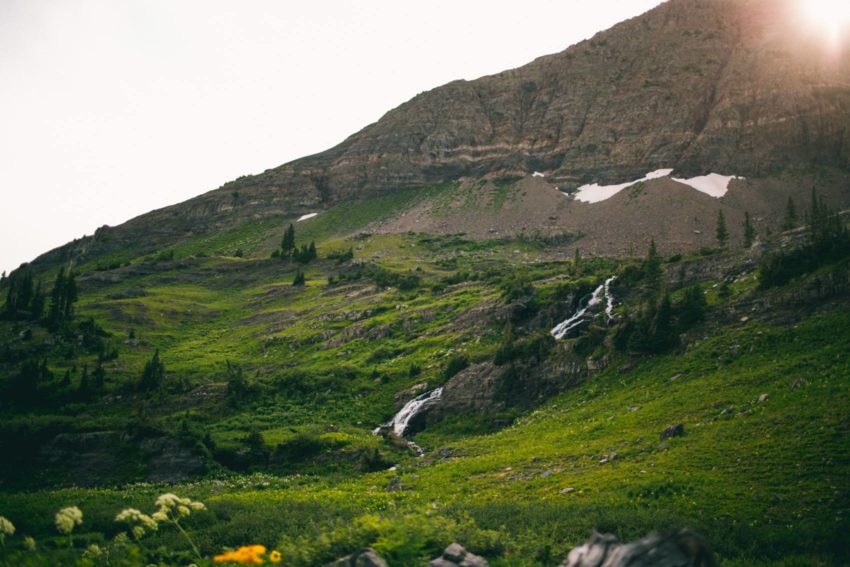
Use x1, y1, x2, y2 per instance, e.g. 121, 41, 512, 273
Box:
0, 516, 14, 536
177, 505, 191, 517
23, 536, 36, 551
115, 508, 158, 534
55, 506, 83, 535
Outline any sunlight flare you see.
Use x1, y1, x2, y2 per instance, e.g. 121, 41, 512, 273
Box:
799, 0, 850, 45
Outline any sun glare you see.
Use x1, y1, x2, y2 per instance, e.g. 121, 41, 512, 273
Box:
800, 0, 850, 45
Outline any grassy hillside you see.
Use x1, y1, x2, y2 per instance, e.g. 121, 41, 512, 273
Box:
0, 199, 848, 565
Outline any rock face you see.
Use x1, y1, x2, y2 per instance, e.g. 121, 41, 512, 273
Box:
230, 0, 850, 204
28, 0, 850, 269
561, 529, 716, 567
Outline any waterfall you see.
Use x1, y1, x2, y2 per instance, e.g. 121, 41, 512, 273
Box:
551, 276, 617, 340
374, 387, 444, 438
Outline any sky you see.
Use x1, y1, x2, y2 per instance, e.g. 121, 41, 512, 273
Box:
0, 0, 664, 275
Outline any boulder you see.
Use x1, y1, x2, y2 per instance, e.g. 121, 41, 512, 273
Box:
428, 543, 489, 567
326, 548, 388, 567
560, 529, 715, 567
660, 424, 685, 440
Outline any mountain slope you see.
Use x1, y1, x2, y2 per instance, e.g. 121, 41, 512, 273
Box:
27, 0, 850, 271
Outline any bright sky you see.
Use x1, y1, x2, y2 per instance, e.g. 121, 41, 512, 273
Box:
0, 0, 663, 275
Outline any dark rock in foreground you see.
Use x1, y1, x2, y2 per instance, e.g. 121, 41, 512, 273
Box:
561, 529, 715, 567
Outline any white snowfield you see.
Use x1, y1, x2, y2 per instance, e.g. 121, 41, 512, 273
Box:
671, 173, 744, 198
573, 169, 743, 203
532, 171, 546, 178
296, 212, 318, 222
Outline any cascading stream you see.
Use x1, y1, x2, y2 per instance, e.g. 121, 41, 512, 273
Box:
551, 276, 617, 340
374, 387, 444, 438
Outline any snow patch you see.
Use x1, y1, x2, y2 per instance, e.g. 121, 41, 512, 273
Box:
671, 173, 743, 198
296, 213, 318, 222
573, 169, 674, 203
532, 171, 545, 178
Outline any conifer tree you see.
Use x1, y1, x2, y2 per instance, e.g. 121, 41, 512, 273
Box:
78, 365, 90, 398
782, 196, 797, 231
292, 270, 306, 287
93, 362, 105, 390
138, 349, 165, 391
30, 281, 45, 320
574, 248, 582, 276
716, 210, 729, 248
308, 241, 317, 262
743, 212, 756, 248
644, 238, 662, 293
281, 224, 296, 259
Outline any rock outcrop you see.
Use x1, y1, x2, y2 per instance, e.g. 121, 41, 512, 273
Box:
27, 0, 850, 270
561, 529, 716, 567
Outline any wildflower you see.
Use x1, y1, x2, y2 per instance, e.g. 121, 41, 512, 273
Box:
213, 545, 267, 565
55, 506, 83, 535
55, 506, 83, 548
23, 536, 36, 551
151, 493, 205, 560
0, 516, 14, 548
83, 543, 103, 558
269, 549, 282, 563
115, 508, 158, 538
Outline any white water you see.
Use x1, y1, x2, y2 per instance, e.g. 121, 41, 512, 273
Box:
551, 276, 617, 340
375, 387, 444, 437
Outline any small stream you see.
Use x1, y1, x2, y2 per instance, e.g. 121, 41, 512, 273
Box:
373, 388, 444, 454
550, 276, 617, 340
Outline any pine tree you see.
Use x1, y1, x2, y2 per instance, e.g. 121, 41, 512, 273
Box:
308, 241, 317, 262
281, 224, 296, 259
63, 271, 78, 320
292, 270, 306, 287
78, 365, 91, 398
644, 238, 662, 293
743, 212, 756, 248
782, 196, 797, 231
30, 281, 45, 320
47, 268, 66, 326
573, 248, 582, 276
716, 210, 729, 249
138, 349, 165, 391
92, 362, 105, 390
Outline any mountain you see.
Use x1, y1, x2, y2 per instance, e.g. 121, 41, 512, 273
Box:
2, 2, 850, 565
29, 0, 850, 269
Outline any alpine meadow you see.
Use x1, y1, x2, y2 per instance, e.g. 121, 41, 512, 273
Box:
1, 1, 849, 566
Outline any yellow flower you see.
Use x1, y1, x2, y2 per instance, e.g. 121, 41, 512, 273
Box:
269, 550, 282, 563
213, 545, 267, 565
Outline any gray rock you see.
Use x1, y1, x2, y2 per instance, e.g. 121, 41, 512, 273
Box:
428, 559, 458, 567
660, 424, 685, 440
326, 547, 388, 567
460, 553, 489, 567
560, 529, 715, 567
443, 543, 467, 562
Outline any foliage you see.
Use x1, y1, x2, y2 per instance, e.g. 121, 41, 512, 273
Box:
759, 190, 850, 288
138, 349, 165, 391
715, 210, 729, 248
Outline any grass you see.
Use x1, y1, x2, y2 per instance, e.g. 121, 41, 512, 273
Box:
0, 193, 848, 565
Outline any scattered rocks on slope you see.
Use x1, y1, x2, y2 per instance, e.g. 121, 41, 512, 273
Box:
660, 424, 685, 440
560, 529, 716, 567
428, 543, 489, 567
